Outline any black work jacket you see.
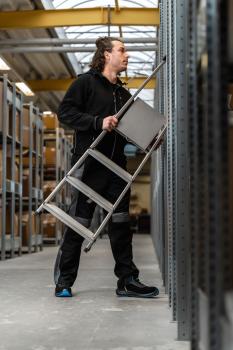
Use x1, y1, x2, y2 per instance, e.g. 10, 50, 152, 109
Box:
58, 69, 131, 166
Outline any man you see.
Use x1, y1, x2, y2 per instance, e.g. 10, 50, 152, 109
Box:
54, 37, 159, 298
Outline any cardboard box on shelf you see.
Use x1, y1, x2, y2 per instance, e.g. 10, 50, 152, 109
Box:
14, 163, 19, 182
22, 175, 29, 197
23, 106, 38, 129
6, 212, 19, 236
9, 106, 21, 141
42, 213, 56, 238
43, 113, 59, 129
44, 139, 56, 148
0, 161, 9, 183
22, 168, 30, 176
42, 213, 56, 224
0, 150, 19, 182
23, 107, 30, 127
43, 180, 57, 197
43, 223, 56, 238
22, 157, 35, 167
0, 210, 19, 236
22, 150, 36, 167
16, 111, 21, 142
44, 147, 56, 167
22, 211, 36, 245
23, 175, 40, 196
23, 125, 30, 148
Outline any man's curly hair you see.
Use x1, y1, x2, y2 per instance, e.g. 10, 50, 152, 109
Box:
90, 36, 123, 72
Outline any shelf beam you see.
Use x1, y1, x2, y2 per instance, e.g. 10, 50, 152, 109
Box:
27, 77, 156, 91
0, 7, 160, 29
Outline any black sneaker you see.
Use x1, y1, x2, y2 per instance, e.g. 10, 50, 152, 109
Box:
116, 276, 159, 298
55, 285, 72, 297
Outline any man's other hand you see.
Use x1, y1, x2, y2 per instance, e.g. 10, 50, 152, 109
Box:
102, 116, 118, 132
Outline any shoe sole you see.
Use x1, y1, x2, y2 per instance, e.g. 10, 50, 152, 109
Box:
55, 289, 72, 297
116, 289, 159, 298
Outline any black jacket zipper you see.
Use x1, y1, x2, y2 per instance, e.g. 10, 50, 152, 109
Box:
110, 89, 118, 159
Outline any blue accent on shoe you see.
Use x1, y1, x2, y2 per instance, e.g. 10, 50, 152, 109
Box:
55, 288, 72, 297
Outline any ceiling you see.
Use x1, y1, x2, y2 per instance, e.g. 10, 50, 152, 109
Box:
0, 0, 159, 112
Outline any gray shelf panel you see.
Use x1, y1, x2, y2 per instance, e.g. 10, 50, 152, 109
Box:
22, 102, 44, 254
42, 124, 73, 246
0, 75, 24, 259
0, 236, 21, 251
151, 0, 232, 348
0, 181, 22, 195
22, 234, 43, 248
31, 187, 43, 199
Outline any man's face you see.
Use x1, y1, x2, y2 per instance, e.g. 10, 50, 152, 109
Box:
106, 40, 129, 73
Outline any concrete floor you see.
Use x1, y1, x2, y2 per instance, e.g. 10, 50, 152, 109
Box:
0, 234, 190, 350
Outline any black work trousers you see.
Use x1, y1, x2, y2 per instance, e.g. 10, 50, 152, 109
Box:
54, 156, 139, 288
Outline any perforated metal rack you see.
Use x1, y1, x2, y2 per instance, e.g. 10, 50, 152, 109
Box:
22, 102, 43, 253
0, 75, 23, 260
152, 0, 233, 348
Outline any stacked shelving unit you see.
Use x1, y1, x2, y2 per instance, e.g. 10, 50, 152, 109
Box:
22, 102, 43, 253
0, 75, 23, 260
152, 0, 233, 348
42, 113, 72, 245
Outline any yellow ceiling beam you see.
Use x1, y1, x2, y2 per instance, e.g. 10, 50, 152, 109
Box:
27, 77, 156, 92
0, 8, 159, 29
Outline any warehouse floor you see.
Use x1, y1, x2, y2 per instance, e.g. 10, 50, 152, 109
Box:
0, 235, 189, 350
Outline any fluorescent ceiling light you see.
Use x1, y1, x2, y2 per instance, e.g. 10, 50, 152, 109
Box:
0, 57, 11, 70
16, 82, 34, 96
43, 111, 53, 115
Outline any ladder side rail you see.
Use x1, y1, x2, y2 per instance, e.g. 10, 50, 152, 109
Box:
84, 211, 113, 252
84, 126, 167, 252
131, 126, 167, 181
111, 127, 167, 213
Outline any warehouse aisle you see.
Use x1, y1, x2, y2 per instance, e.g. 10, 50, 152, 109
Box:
0, 235, 189, 350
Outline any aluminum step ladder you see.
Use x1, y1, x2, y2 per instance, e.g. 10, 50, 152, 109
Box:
36, 57, 167, 252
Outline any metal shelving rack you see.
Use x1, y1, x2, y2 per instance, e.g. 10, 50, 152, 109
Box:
188, 1, 232, 349
43, 125, 72, 245
22, 102, 43, 253
43, 127, 63, 245
152, 0, 192, 339
152, 0, 233, 348
0, 75, 23, 260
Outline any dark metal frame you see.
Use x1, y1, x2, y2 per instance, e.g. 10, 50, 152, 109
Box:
152, 0, 233, 347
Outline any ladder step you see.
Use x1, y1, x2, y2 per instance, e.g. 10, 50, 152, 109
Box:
43, 203, 93, 241
87, 149, 132, 183
66, 176, 113, 212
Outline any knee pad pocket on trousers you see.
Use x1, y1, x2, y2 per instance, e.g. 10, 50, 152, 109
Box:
112, 212, 130, 223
